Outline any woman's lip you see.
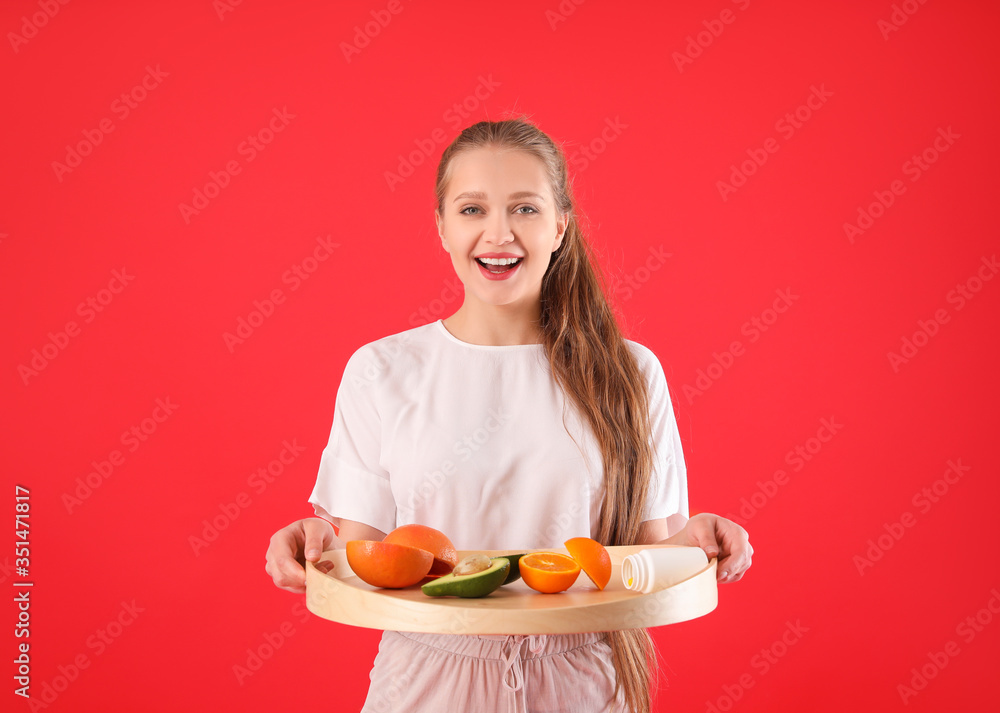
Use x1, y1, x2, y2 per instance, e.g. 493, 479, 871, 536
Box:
475, 257, 523, 281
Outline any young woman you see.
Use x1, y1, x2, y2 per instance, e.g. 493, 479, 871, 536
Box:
265, 117, 753, 713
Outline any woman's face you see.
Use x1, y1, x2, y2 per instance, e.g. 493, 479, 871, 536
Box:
435, 147, 567, 310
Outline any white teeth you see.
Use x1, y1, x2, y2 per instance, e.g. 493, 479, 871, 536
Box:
477, 257, 522, 266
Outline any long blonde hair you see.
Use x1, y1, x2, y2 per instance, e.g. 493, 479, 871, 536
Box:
435, 116, 661, 713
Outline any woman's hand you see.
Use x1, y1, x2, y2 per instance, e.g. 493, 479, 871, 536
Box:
660, 512, 753, 584
264, 518, 338, 593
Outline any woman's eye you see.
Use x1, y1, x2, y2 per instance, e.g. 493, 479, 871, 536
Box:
459, 205, 538, 215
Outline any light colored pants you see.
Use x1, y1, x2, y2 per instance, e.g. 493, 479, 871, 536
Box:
360, 630, 630, 713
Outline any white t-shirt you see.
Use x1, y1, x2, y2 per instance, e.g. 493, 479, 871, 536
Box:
308, 319, 689, 551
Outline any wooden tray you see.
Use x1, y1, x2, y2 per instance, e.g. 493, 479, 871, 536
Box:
305, 544, 717, 634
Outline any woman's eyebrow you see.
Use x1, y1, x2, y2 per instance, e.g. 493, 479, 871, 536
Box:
452, 191, 546, 203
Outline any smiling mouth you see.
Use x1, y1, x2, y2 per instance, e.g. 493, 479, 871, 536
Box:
475, 257, 523, 274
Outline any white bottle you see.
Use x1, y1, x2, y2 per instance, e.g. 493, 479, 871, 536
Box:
621, 547, 709, 594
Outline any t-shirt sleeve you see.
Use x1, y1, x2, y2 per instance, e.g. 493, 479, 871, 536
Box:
635, 344, 689, 536
307, 346, 396, 535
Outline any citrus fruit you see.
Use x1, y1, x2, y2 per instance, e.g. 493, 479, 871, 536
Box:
346, 540, 433, 589
383, 524, 458, 575
564, 537, 612, 590
519, 552, 581, 593
421, 558, 510, 598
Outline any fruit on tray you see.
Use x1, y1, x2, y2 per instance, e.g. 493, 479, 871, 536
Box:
422, 556, 510, 598
519, 552, 581, 593
340, 528, 606, 595
493, 553, 526, 584
346, 540, 433, 589
452, 553, 492, 575
382, 524, 458, 576
564, 537, 612, 590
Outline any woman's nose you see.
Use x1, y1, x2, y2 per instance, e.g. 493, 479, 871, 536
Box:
484, 212, 514, 244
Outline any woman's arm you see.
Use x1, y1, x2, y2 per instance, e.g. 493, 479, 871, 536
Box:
311, 503, 388, 543
636, 518, 673, 545
338, 518, 388, 542
637, 513, 753, 584
265, 517, 388, 594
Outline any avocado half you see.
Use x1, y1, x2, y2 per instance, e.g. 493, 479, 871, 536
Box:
421, 558, 510, 598
493, 554, 526, 585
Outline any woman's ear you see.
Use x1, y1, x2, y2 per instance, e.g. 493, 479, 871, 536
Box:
553, 211, 569, 251
435, 209, 447, 249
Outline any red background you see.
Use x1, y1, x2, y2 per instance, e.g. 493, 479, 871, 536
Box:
3, 0, 998, 711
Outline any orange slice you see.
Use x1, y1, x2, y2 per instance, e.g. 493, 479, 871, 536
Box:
564, 537, 612, 590
519, 552, 581, 593
346, 540, 433, 589
383, 524, 458, 575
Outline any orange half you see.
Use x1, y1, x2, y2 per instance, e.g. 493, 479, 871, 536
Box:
383, 524, 458, 575
346, 540, 433, 589
520, 552, 581, 593
564, 537, 612, 590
